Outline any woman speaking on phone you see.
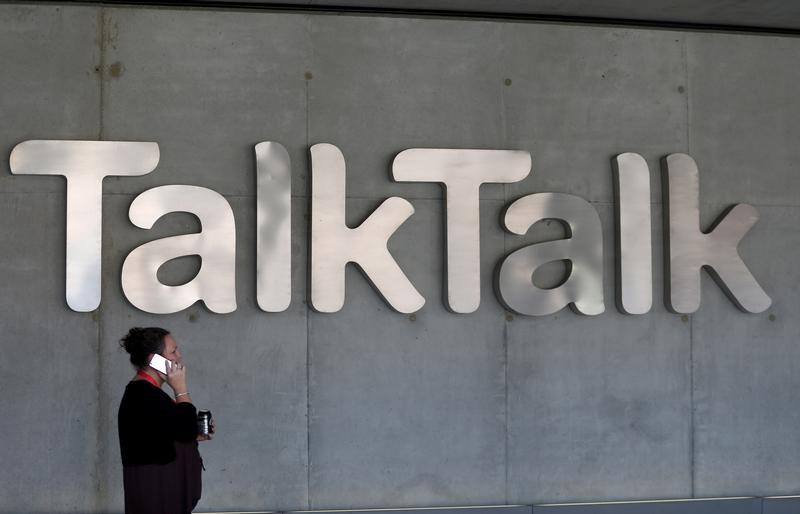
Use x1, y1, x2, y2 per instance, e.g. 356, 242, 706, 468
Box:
118, 327, 212, 514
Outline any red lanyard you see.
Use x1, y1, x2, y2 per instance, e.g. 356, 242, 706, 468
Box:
136, 370, 160, 388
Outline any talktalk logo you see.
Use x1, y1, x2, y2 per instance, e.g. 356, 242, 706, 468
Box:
9, 140, 771, 316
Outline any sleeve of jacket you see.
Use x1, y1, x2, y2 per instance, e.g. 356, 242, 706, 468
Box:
170, 401, 199, 442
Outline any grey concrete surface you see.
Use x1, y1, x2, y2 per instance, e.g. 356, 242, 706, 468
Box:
308, 16, 506, 201
308, 198, 507, 508
0, 3, 799, 513
691, 206, 800, 497
500, 25, 688, 205
506, 206, 693, 504
101, 8, 311, 198
687, 34, 800, 207
0, 192, 99, 512
0, 4, 100, 194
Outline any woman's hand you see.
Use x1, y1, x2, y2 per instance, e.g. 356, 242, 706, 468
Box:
165, 361, 188, 396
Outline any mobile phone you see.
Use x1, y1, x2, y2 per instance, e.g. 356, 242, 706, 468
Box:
148, 354, 171, 374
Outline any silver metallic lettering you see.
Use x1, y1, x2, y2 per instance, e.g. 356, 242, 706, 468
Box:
392, 148, 531, 313
310, 143, 425, 313
9, 140, 159, 312
613, 153, 652, 314
663, 154, 771, 313
498, 193, 604, 316
121, 185, 237, 314
255, 142, 292, 312
8, 139, 771, 317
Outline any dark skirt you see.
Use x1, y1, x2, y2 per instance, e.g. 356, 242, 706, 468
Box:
123, 441, 203, 514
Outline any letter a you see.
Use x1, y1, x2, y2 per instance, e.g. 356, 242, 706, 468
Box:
497, 193, 604, 316
121, 185, 237, 314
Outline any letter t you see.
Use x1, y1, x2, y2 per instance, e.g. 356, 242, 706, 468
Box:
393, 149, 530, 313
10, 140, 159, 311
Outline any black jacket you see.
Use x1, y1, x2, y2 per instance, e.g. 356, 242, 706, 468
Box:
118, 380, 198, 466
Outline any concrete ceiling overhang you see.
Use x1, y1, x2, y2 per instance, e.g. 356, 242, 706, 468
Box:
85, 0, 800, 33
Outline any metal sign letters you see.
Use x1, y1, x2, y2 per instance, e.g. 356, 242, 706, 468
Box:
9, 140, 771, 316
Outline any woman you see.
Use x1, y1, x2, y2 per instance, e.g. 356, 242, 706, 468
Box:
118, 327, 211, 514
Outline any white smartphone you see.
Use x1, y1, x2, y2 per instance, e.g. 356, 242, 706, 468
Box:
148, 354, 171, 374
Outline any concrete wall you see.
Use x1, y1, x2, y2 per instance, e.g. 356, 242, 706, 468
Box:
0, 3, 798, 513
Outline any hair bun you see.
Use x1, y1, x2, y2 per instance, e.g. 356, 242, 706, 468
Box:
119, 327, 170, 369
120, 327, 143, 354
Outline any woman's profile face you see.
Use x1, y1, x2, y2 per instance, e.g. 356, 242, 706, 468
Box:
162, 334, 182, 364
